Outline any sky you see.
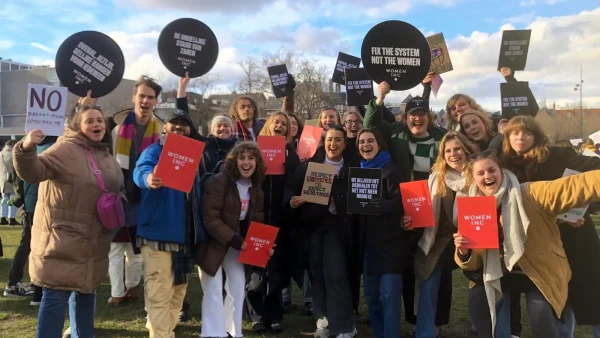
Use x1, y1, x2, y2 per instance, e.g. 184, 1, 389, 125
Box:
1, 0, 599, 112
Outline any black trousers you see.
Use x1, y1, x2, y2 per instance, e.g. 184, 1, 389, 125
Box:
308, 225, 355, 336
245, 249, 287, 325
8, 212, 32, 286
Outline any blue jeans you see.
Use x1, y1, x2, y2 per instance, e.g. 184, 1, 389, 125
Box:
593, 325, 600, 338
468, 285, 512, 338
556, 303, 575, 338
416, 262, 444, 338
36, 288, 96, 338
363, 273, 403, 338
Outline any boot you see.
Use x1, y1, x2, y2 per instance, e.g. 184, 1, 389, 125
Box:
0, 217, 8, 225
107, 296, 126, 306
9, 218, 19, 226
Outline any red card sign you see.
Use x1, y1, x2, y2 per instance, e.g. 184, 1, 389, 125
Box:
457, 196, 499, 249
154, 133, 205, 193
399, 180, 435, 228
298, 126, 323, 160
258, 135, 286, 175
238, 222, 279, 268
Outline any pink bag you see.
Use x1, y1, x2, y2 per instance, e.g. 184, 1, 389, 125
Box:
87, 150, 125, 231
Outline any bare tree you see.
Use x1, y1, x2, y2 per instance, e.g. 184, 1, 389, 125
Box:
293, 58, 336, 120
237, 55, 267, 95
189, 73, 221, 135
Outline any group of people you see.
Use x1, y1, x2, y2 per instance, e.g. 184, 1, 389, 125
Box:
1, 65, 600, 338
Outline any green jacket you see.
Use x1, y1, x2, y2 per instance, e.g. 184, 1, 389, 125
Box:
363, 99, 447, 179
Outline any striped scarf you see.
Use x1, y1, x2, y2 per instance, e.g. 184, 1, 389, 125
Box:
115, 111, 160, 170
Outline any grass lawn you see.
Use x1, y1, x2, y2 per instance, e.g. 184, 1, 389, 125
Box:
0, 225, 595, 338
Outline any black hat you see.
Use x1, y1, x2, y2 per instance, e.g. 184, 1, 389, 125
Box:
164, 109, 193, 126
405, 96, 430, 115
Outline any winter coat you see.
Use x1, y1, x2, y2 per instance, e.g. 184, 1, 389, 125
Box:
13, 129, 126, 293
506, 146, 600, 324
197, 172, 264, 277
456, 170, 600, 318
263, 144, 300, 229
0, 145, 14, 194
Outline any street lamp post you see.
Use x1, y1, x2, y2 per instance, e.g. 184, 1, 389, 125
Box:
574, 65, 584, 138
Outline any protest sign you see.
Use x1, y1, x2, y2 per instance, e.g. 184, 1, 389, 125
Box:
345, 68, 374, 106
268, 64, 292, 98
431, 74, 443, 98
498, 30, 531, 71
347, 168, 382, 215
500, 82, 537, 119
457, 196, 499, 249
257, 136, 286, 175
297, 125, 323, 160
332, 52, 361, 85
570, 138, 583, 147
55, 31, 125, 98
583, 149, 600, 158
154, 133, 205, 193
399, 181, 435, 228
301, 162, 336, 205
26, 84, 67, 136
588, 130, 600, 145
238, 222, 279, 268
157, 18, 219, 78
361, 20, 431, 91
426, 33, 453, 74
558, 169, 589, 223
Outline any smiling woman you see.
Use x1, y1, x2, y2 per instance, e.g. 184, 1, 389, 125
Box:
459, 110, 498, 152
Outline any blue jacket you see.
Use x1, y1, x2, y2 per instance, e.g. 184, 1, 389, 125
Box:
133, 141, 205, 244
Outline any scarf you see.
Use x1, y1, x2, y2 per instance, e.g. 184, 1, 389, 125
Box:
233, 120, 253, 142
360, 150, 392, 169
507, 156, 538, 182
459, 169, 530, 336
419, 168, 465, 255
115, 111, 160, 170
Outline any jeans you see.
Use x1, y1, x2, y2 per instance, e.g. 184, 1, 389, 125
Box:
593, 325, 600, 338
363, 273, 403, 338
467, 285, 512, 338
416, 262, 444, 338
8, 213, 32, 285
1, 193, 16, 218
282, 270, 312, 304
556, 303, 575, 338
36, 288, 96, 338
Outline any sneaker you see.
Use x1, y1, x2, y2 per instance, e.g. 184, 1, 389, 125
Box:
314, 328, 329, 338
271, 323, 283, 332
30, 300, 41, 306
0, 217, 8, 225
179, 309, 190, 322
62, 327, 71, 338
3, 282, 34, 298
251, 322, 266, 333
336, 328, 357, 338
8, 218, 19, 226
304, 302, 314, 316
107, 296, 126, 306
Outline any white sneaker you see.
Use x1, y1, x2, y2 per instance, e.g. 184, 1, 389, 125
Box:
336, 328, 357, 338
315, 328, 329, 338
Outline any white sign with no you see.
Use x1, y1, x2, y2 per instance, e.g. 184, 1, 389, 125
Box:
26, 84, 67, 136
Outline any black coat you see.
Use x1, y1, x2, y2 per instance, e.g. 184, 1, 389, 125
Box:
508, 146, 600, 325
262, 144, 300, 230
199, 135, 236, 176
359, 162, 415, 275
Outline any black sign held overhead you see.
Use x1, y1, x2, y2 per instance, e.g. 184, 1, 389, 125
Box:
361, 20, 432, 91
500, 82, 537, 119
347, 168, 383, 216
345, 68, 374, 106
268, 64, 292, 99
55, 31, 125, 98
332, 52, 361, 85
498, 30, 531, 71
158, 18, 219, 78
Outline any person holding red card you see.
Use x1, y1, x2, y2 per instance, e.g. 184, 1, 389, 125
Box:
133, 109, 206, 338
413, 132, 478, 338
355, 128, 413, 338
244, 112, 300, 333
284, 125, 360, 338
454, 152, 600, 338
197, 142, 266, 338
502, 116, 600, 337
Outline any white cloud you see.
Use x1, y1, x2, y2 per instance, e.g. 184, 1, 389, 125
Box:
0, 40, 14, 49
30, 42, 54, 54
520, 0, 536, 7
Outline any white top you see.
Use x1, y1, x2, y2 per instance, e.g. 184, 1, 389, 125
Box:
324, 156, 344, 215
236, 178, 252, 220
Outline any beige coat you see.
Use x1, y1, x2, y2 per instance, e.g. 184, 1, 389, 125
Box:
14, 130, 125, 293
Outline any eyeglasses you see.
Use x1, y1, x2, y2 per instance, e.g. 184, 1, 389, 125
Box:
344, 120, 362, 126
469, 149, 494, 161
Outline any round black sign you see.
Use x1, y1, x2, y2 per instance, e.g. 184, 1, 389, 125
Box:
55, 31, 125, 98
158, 18, 219, 78
361, 21, 431, 91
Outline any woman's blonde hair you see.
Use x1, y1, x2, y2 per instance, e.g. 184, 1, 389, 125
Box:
459, 109, 497, 146
431, 132, 478, 196
446, 94, 485, 130
318, 107, 341, 128
465, 151, 501, 188
259, 111, 293, 144
501, 116, 549, 166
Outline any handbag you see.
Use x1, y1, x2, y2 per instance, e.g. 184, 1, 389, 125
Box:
86, 150, 125, 231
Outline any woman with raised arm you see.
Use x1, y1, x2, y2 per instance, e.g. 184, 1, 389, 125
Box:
454, 152, 600, 338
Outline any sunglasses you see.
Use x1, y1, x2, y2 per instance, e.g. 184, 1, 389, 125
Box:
469, 149, 494, 161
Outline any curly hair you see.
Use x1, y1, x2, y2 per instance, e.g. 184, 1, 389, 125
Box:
431, 132, 478, 196
259, 111, 293, 144
229, 97, 259, 123
501, 115, 549, 166
459, 109, 497, 146
446, 94, 485, 131
222, 142, 266, 185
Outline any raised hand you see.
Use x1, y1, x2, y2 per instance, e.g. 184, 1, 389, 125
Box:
78, 90, 97, 108
22, 129, 44, 151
